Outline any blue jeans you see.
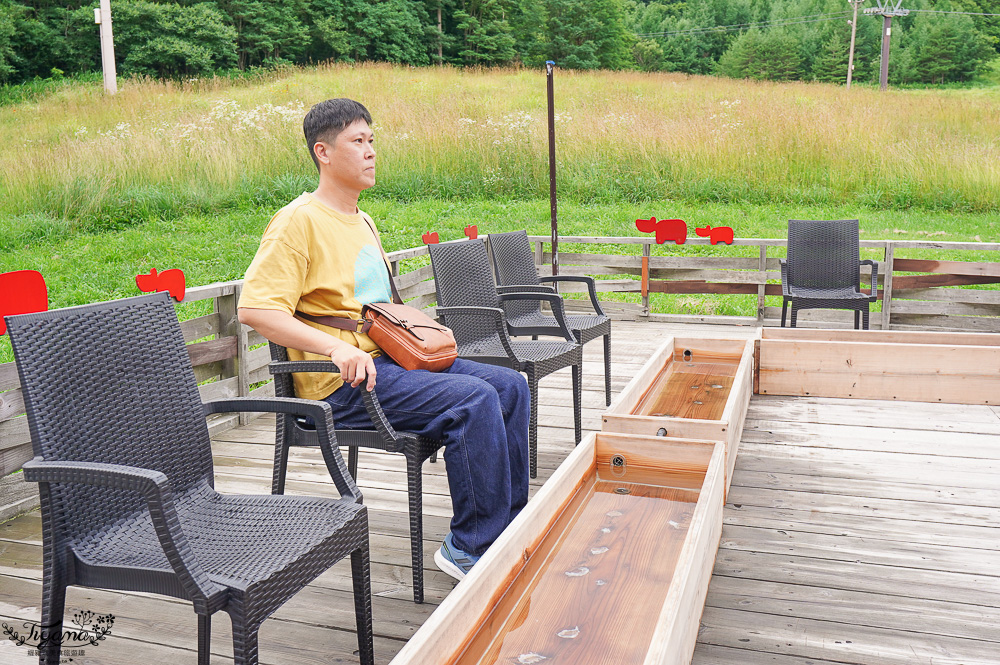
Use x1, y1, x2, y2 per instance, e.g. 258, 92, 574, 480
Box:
322, 355, 530, 556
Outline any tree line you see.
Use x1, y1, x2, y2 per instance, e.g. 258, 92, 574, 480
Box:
0, 0, 997, 86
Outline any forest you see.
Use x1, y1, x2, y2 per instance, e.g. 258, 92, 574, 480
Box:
0, 0, 998, 86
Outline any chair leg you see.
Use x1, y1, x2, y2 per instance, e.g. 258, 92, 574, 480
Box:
430, 450, 438, 463
572, 361, 582, 445
862, 308, 870, 330
272, 431, 290, 495
855, 310, 861, 330
197, 613, 211, 665
528, 369, 539, 479
789, 304, 798, 328
603, 333, 612, 407
352, 545, 376, 665
230, 616, 260, 665
39, 563, 66, 665
781, 299, 788, 327
348, 446, 359, 480
406, 455, 425, 604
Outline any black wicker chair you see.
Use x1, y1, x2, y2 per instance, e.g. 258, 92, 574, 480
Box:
780, 219, 880, 329
428, 239, 583, 479
6, 293, 373, 665
488, 230, 612, 406
267, 342, 442, 604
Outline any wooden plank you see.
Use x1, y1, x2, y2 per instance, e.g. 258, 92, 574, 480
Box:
0, 388, 25, 421
891, 273, 1000, 288
712, 548, 1000, 607
604, 339, 673, 416
177, 281, 236, 303
245, 345, 271, 373
395, 264, 434, 291
0, 416, 30, 453
246, 329, 267, 348
0, 471, 38, 522
0, 363, 19, 392
892, 287, 1000, 305
760, 328, 1000, 346
649, 281, 782, 296
892, 258, 1000, 278
705, 576, 1000, 643
0, 444, 32, 477
178, 312, 221, 343
881, 242, 894, 329
186, 336, 238, 367
889, 313, 1000, 332
697, 606, 1000, 665
193, 361, 224, 384
197, 376, 240, 402
888, 299, 1000, 317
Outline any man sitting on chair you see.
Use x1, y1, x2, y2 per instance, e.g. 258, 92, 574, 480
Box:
237, 98, 529, 580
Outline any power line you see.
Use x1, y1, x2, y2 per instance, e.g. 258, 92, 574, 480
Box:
908, 9, 1000, 16
636, 12, 852, 38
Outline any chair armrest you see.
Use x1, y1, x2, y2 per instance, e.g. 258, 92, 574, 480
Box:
203, 397, 362, 503
860, 259, 880, 299
539, 275, 606, 316
268, 360, 341, 375
435, 306, 517, 360
779, 258, 791, 297
22, 457, 227, 611
498, 292, 575, 342
497, 284, 556, 294
267, 360, 405, 453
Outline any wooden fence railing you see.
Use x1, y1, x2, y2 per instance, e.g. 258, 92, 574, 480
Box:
2, 237, 997, 519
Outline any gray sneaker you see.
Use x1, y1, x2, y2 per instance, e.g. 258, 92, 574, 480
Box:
434, 532, 481, 581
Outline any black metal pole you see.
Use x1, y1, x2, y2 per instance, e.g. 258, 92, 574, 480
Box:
546, 60, 558, 276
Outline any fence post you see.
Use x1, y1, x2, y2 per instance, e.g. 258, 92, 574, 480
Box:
882, 242, 894, 330
215, 286, 251, 423
757, 243, 767, 324
641, 242, 651, 316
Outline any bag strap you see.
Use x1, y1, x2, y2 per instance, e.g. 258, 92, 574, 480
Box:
360, 211, 404, 305
296, 310, 373, 334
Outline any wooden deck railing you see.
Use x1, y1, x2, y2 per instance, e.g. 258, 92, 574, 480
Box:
2, 236, 997, 519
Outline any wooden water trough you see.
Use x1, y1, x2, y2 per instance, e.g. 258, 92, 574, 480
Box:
757, 327, 1000, 404
390, 432, 726, 665
602, 337, 754, 498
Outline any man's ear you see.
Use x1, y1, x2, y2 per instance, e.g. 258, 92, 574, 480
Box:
313, 140, 333, 166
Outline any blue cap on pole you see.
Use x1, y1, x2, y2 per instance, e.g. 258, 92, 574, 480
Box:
545, 60, 555, 65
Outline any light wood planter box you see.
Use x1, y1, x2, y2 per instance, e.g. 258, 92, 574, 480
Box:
390, 432, 726, 665
757, 328, 1000, 404
601, 337, 755, 498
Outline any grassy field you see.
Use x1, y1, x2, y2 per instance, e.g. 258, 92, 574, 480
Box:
2, 64, 999, 362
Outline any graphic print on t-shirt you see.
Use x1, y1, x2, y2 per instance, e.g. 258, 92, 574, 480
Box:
353, 244, 392, 305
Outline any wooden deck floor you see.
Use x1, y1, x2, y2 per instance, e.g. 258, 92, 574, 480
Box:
2, 320, 999, 665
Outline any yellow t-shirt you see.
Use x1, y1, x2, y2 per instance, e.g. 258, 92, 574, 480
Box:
238, 192, 393, 399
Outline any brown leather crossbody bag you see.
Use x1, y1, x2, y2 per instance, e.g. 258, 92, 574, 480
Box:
295, 215, 457, 372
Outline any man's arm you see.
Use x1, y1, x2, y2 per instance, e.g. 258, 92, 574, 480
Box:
237, 308, 376, 390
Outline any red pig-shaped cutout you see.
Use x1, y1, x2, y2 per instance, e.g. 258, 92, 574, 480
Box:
464, 225, 478, 240
0, 270, 48, 335
422, 232, 440, 244
695, 225, 734, 245
136, 268, 186, 302
636, 217, 687, 245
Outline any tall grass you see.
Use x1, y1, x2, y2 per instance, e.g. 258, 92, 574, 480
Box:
2, 63, 999, 233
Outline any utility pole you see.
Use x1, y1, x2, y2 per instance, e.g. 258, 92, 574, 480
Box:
864, 0, 909, 91
93, 0, 117, 94
846, 0, 865, 88
546, 61, 558, 277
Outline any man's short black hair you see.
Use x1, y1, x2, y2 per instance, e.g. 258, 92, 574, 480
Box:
303, 98, 372, 171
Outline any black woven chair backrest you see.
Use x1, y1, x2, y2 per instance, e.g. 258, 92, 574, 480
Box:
489, 230, 543, 321
428, 240, 508, 349
786, 220, 861, 290
7, 293, 215, 541
428, 240, 500, 308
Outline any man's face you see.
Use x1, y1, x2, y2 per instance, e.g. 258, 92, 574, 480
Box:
317, 118, 376, 191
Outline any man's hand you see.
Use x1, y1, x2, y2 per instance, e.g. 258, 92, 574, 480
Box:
329, 343, 377, 391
